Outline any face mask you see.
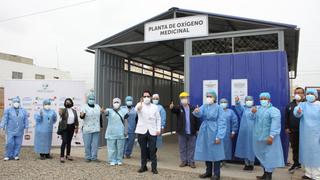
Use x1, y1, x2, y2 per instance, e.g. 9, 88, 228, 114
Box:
44, 105, 51, 110
260, 100, 269, 107
180, 98, 188, 105
206, 97, 214, 104
126, 101, 133, 106
294, 94, 301, 101
220, 103, 228, 109
13, 102, 20, 108
65, 102, 72, 108
113, 103, 120, 109
88, 99, 95, 105
152, 99, 159, 105
245, 100, 253, 107
143, 97, 151, 104
306, 95, 316, 103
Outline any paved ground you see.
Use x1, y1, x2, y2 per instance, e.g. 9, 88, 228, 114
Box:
0, 133, 305, 180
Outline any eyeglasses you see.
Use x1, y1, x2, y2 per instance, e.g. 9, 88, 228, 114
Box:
143, 96, 150, 98
206, 96, 213, 98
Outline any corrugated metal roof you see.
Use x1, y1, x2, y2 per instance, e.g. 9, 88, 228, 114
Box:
88, 7, 299, 76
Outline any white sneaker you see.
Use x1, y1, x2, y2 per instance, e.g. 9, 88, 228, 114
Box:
110, 162, 116, 166
4, 157, 9, 161
117, 162, 123, 166
14, 157, 19, 160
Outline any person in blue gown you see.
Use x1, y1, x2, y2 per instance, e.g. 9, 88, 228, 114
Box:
252, 92, 284, 180
34, 99, 57, 160
234, 96, 256, 171
0, 96, 29, 161
193, 90, 227, 180
219, 98, 238, 162
294, 88, 320, 180
152, 94, 166, 149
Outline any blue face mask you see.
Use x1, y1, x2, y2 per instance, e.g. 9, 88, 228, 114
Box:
126, 101, 133, 106
220, 103, 228, 109
306, 95, 316, 103
260, 100, 269, 107
88, 99, 95, 105
153, 99, 159, 105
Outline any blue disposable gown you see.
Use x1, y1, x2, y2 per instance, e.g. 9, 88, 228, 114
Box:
294, 102, 320, 168
34, 109, 57, 153
253, 105, 284, 169
0, 107, 29, 136
222, 108, 238, 160
121, 106, 137, 134
193, 103, 227, 161
234, 103, 256, 161
105, 108, 128, 140
156, 104, 166, 148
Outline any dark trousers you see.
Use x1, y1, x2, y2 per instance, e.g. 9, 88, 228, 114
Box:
178, 134, 196, 164
205, 161, 221, 176
289, 131, 300, 165
138, 131, 157, 170
60, 124, 75, 157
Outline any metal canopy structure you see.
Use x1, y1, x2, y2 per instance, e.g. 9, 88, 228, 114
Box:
88, 7, 300, 76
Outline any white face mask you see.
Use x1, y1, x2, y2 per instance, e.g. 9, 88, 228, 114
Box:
113, 103, 120, 109
126, 101, 133, 106
206, 97, 214, 104
245, 100, 254, 107
143, 97, 151, 104
294, 94, 301, 101
180, 98, 188, 105
13, 102, 20, 108
44, 105, 51, 110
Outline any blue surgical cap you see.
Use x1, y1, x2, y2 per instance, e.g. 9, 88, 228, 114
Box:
12, 97, 20, 103
43, 99, 51, 105
207, 90, 217, 99
125, 96, 133, 101
259, 92, 271, 99
306, 88, 318, 98
219, 98, 228, 103
245, 96, 254, 101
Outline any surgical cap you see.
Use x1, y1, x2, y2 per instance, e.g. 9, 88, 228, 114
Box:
206, 90, 217, 99
245, 96, 254, 101
125, 96, 133, 101
259, 92, 271, 99
306, 88, 318, 98
12, 97, 20, 103
219, 98, 228, 103
43, 99, 51, 105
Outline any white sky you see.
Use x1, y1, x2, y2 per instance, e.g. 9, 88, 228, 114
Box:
0, 0, 319, 88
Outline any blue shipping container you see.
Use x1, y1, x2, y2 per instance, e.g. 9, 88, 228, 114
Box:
189, 51, 290, 163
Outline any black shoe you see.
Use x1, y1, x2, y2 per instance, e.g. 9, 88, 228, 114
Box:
265, 172, 272, 180
137, 166, 148, 173
199, 173, 212, 178
248, 165, 254, 171
256, 173, 266, 179
289, 164, 301, 173
243, 165, 250, 170
211, 175, 220, 180
301, 175, 312, 179
152, 169, 158, 174
45, 154, 53, 159
40, 155, 46, 160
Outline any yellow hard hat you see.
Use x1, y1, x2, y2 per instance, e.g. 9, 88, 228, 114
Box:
179, 92, 189, 98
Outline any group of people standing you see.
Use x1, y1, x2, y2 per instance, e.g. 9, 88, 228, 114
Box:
0, 87, 319, 180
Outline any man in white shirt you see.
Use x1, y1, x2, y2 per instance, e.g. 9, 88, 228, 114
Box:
135, 90, 161, 174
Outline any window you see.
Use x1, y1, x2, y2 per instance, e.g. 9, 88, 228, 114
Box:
12, 71, 23, 79
35, 74, 45, 79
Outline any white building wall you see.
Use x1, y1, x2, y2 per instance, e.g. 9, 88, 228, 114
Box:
0, 59, 71, 87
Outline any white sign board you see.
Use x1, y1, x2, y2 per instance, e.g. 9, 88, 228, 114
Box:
144, 15, 209, 42
231, 79, 248, 105
4, 80, 86, 146
203, 80, 218, 105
